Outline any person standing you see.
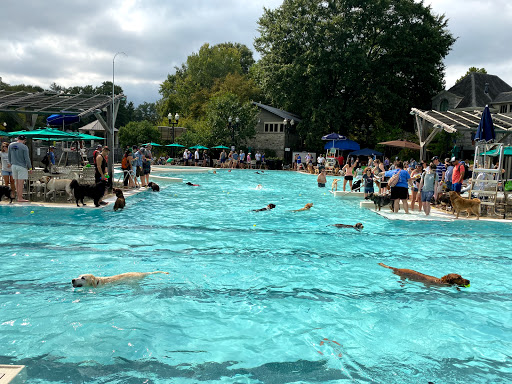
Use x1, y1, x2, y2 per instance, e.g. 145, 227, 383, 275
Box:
239, 150, 245, 169
444, 158, 454, 192
432, 156, 445, 192
385, 161, 411, 213
183, 149, 189, 166
342, 158, 358, 191
246, 152, 252, 169
1, 141, 15, 199
451, 157, 465, 194
410, 164, 423, 212
220, 150, 226, 168
296, 153, 302, 170
8, 135, 31, 202
255, 151, 261, 168
95, 146, 110, 183
362, 167, 374, 197
419, 163, 439, 216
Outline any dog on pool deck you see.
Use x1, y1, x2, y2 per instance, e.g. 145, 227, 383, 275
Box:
0, 186, 14, 203
365, 193, 393, 211
41, 176, 75, 200
69, 179, 106, 207
113, 188, 125, 211
147, 181, 160, 191
330, 223, 364, 231
379, 263, 470, 288
449, 191, 480, 220
72, 271, 169, 287
432, 192, 452, 211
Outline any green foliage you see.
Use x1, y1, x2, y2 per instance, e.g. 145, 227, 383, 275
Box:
118, 120, 161, 149
255, 0, 455, 149
455, 67, 487, 84
134, 102, 159, 124
205, 92, 259, 148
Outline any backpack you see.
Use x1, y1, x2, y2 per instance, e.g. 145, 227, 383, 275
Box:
41, 153, 49, 166
121, 156, 130, 170
388, 171, 401, 187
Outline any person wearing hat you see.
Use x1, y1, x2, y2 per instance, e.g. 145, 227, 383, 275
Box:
451, 157, 465, 194
8, 135, 31, 202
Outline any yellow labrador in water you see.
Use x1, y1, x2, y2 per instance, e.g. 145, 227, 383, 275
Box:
72, 272, 169, 287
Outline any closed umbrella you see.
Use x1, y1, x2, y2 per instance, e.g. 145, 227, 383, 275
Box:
475, 105, 495, 142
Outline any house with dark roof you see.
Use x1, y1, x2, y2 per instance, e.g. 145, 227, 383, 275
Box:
246, 102, 302, 159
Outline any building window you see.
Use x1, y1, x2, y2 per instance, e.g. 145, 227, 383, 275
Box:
440, 99, 449, 112
264, 122, 284, 133
500, 105, 508, 113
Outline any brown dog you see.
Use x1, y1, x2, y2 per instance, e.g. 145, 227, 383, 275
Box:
331, 223, 363, 230
379, 263, 470, 287
449, 191, 480, 219
72, 271, 169, 287
113, 188, 125, 211
292, 203, 313, 212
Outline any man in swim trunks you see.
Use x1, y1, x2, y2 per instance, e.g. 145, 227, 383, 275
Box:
317, 169, 327, 187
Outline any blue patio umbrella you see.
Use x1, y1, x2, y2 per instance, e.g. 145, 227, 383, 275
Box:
46, 114, 80, 127
321, 132, 346, 141
349, 147, 383, 157
324, 139, 360, 151
475, 105, 495, 142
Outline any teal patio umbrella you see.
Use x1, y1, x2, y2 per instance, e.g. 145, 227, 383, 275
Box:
189, 145, 209, 150
143, 142, 163, 147
165, 143, 185, 148
211, 145, 229, 149
6, 128, 78, 140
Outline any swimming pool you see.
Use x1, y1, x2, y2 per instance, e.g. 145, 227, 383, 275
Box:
1, 170, 511, 383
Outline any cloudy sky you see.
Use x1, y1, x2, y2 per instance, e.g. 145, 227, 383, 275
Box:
1, 0, 511, 107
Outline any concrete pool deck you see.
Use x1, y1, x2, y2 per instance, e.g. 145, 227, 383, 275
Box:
0, 365, 25, 384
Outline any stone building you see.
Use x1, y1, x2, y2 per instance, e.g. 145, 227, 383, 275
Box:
244, 102, 302, 161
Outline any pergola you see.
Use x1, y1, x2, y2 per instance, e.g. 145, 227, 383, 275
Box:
410, 107, 512, 161
0, 90, 125, 180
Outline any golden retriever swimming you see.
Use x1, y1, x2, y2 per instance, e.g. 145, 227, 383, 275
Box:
448, 191, 480, 220
291, 203, 313, 212
379, 263, 470, 287
72, 272, 169, 287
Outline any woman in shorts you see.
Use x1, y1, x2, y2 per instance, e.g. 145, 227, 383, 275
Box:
419, 163, 439, 216
1, 142, 15, 198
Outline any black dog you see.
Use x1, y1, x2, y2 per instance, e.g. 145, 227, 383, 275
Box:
365, 193, 393, 211
0, 186, 14, 203
432, 192, 452, 211
113, 188, 126, 211
351, 179, 362, 191
70, 179, 106, 207
330, 223, 364, 231
147, 182, 160, 192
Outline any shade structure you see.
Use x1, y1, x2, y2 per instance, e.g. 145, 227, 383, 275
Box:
349, 148, 383, 157
189, 145, 209, 150
378, 140, 420, 150
38, 132, 105, 141
324, 139, 359, 151
46, 114, 80, 127
211, 145, 230, 149
321, 133, 347, 141
6, 128, 79, 140
480, 146, 512, 156
475, 105, 495, 142
165, 143, 185, 148
143, 142, 163, 147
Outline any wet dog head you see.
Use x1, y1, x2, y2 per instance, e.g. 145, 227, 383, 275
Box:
354, 223, 364, 230
113, 188, 124, 198
440, 274, 470, 287
304, 203, 313, 209
72, 274, 100, 287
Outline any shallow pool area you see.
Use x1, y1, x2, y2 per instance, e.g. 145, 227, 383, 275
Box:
1, 170, 511, 383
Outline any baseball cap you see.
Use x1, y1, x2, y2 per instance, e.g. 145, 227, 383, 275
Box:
96, 144, 103, 149
18, 135, 27, 140
432, 156, 439, 161
450, 156, 458, 162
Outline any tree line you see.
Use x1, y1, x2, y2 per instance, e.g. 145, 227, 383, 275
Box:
1, 0, 457, 157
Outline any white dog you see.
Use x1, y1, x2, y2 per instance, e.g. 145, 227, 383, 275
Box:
41, 174, 77, 200
72, 272, 169, 287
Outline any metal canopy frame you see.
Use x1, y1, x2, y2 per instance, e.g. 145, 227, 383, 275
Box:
410, 107, 512, 161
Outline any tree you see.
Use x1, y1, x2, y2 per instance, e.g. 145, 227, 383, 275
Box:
255, 0, 455, 149
455, 67, 487, 84
118, 120, 160, 149
134, 102, 159, 124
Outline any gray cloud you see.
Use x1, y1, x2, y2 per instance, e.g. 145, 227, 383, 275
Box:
2, 0, 511, 106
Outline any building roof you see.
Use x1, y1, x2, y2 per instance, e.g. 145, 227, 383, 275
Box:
78, 119, 118, 132
253, 102, 302, 123
445, 73, 512, 109
493, 91, 512, 104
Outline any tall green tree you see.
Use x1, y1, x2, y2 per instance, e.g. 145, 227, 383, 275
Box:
255, 0, 455, 148
118, 120, 161, 149
455, 67, 487, 84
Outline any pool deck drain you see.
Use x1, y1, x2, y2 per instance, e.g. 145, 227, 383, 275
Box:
0, 365, 26, 384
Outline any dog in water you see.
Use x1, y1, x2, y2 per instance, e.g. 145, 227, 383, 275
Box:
330, 223, 364, 231
72, 271, 169, 287
449, 191, 480, 220
0, 186, 14, 203
147, 182, 160, 191
113, 188, 126, 211
69, 179, 106, 207
291, 203, 313, 212
331, 179, 339, 192
365, 193, 392, 211
379, 263, 470, 288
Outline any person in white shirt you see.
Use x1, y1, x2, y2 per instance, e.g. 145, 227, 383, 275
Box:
194, 149, 199, 166
183, 149, 189, 166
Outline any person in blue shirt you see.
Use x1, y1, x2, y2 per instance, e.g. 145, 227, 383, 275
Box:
385, 161, 412, 213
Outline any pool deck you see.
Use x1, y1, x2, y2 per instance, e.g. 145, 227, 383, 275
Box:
0, 365, 26, 384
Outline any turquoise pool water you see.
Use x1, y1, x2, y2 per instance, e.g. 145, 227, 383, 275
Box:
1, 170, 511, 383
